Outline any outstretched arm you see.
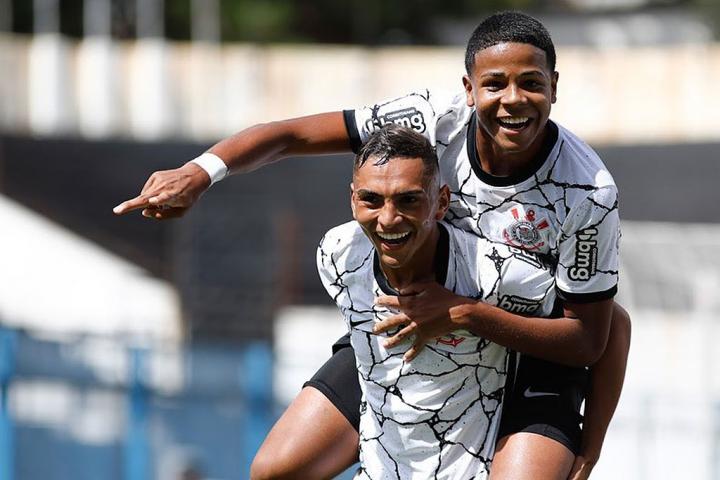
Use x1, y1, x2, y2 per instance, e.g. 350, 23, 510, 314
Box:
374, 281, 612, 367
113, 112, 350, 218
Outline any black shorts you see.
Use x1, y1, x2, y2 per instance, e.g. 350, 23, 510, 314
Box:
304, 334, 587, 454
498, 352, 587, 455
303, 334, 362, 430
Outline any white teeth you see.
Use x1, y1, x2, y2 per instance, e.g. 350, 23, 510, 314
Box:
377, 231, 410, 240
499, 116, 529, 125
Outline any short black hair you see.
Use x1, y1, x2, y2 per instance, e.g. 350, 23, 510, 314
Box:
354, 124, 439, 184
464, 11, 556, 74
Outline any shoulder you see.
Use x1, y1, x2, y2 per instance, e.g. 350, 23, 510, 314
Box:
319, 221, 370, 257
317, 221, 374, 273
349, 89, 470, 145
316, 221, 375, 306
442, 221, 479, 263
552, 123, 617, 190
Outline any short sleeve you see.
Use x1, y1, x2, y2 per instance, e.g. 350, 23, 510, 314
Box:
493, 245, 557, 317
343, 90, 451, 153
315, 221, 375, 311
556, 186, 620, 303
316, 233, 341, 301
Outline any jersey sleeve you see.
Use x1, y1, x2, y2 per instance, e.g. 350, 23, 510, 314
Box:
491, 245, 557, 318
316, 221, 375, 312
316, 225, 353, 307
556, 186, 620, 303
343, 90, 453, 153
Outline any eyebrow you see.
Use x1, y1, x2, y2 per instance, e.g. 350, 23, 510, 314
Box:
356, 189, 426, 197
480, 70, 546, 78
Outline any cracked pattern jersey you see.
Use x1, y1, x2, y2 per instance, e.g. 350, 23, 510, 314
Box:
317, 221, 557, 479
344, 90, 620, 303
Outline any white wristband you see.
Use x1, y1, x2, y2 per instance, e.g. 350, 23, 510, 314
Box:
190, 152, 228, 185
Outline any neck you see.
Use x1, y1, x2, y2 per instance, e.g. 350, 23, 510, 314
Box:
475, 125, 548, 177
381, 226, 440, 291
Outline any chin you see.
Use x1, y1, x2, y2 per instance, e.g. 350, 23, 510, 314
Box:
496, 138, 533, 154
380, 255, 405, 269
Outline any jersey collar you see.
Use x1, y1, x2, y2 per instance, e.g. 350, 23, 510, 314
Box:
465, 115, 558, 187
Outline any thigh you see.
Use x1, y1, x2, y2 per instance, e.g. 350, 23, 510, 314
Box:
490, 432, 575, 480
251, 337, 361, 480
251, 386, 359, 480
491, 354, 587, 479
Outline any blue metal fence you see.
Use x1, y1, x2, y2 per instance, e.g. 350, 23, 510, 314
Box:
0, 327, 273, 480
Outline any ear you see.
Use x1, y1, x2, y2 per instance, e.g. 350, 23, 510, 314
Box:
350, 182, 357, 219
462, 75, 475, 108
435, 184, 451, 220
551, 71, 559, 104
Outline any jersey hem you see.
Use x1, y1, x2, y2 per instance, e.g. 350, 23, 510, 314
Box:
343, 110, 362, 153
555, 285, 617, 303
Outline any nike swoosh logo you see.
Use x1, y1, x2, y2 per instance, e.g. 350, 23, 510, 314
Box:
523, 387, 560, 399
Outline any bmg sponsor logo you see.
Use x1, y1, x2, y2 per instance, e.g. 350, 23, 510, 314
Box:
568, 227, 598, 281
499, 295, 541, 315
366, 107, 426, 133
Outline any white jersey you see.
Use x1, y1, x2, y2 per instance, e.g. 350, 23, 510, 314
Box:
344, 90, 620, 303
317, 221, 556, 479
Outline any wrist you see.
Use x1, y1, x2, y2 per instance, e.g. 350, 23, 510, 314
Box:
449, 301, 481, 330
189, 152, 228, 185
578, 446, 601, 464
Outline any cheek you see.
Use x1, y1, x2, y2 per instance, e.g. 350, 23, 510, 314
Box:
352, 207, 370, 224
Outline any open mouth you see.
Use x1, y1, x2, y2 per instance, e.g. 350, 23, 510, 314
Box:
497, 116, 531, 130
376, 231, 411, 247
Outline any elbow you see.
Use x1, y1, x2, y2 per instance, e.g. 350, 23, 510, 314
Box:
572, 334, 608, 367
584, 340, 606, 366
612, 303, 632, 353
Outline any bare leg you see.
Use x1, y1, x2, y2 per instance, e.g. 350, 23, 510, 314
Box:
490, 432, 575, 480
250, 387, 359, 480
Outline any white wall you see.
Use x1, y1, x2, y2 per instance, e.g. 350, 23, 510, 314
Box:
1, 34, 719, 145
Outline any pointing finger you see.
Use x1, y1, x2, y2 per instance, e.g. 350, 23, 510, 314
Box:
113, 195, 151, 215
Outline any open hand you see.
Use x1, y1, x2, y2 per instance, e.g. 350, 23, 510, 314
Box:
113, 162, 211, 220
373, 281, 470, 361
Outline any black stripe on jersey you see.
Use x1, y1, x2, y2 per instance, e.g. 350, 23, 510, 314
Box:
556, 284, 617, 304
372, 223, 450, 295
465, 115, 559, 187
343, 110, 362, 153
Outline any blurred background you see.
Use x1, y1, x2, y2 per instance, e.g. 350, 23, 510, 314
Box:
0, 0, 719, 479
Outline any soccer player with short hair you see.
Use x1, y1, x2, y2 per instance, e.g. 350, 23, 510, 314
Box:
321, 123, 562, 478
115, 11, 631, 480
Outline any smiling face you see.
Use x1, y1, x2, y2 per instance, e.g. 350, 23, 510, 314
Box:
351, 155, 449, 283
463, 42, 558, 169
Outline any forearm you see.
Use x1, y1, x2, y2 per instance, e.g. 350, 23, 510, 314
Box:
208, 112, 350, 174
578, 304, 631, 462
450, 301, 611, 367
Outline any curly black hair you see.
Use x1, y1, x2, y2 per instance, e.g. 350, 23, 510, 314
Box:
464, 11, 556, 75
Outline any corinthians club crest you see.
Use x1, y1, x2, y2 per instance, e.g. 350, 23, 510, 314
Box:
502, 207, 549, 251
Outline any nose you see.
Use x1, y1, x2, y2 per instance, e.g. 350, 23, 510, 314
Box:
378, 201, 402, 228
501, 83, 526, 106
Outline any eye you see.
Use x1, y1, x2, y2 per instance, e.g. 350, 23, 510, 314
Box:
483, 80, 504, 92
358, 192, 382, 206
398, 195, 420, 206
522, 78, 545, 91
